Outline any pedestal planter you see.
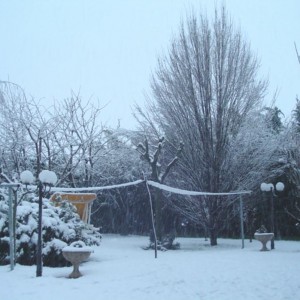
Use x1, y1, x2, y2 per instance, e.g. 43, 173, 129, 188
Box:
62, 241, 93, 278
254, 233, 274, 251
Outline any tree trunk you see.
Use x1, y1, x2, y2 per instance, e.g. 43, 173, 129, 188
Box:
210, 229, 218, 246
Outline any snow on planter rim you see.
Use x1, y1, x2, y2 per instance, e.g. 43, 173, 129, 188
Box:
254, 232, 274, 235
62, 246, 94, 252
62, 241, 94, 252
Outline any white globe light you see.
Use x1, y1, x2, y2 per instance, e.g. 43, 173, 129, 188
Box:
39, 170, 57, 185
39, 170, 49, 183
48, 171, 58, 186
20, 170, 35, 184
261, 183, 275, 192
260, 183, 268, 192
276, 182, 285, 192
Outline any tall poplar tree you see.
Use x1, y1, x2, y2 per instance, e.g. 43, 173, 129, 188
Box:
136, 7, 267, 245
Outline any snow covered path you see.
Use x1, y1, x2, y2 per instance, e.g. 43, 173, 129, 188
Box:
1, 235, 299, 300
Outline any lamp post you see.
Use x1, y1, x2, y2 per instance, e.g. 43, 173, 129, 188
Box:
260, 182, 284, 250
0, 182, 21, 270
20, 169, 57, 277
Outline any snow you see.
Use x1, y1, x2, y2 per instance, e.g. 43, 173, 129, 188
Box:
17, 202, 38, 217
20, 170, 35, 184
61, 247, 93, 252
1, 234, 299, 300
254, 233, 273, 236
23, 179, 252, 196
62, 243, 93, 252
19, 233, 30, 243
25, 179, 144, 192
43, 239, 67, 256
147, 181, 252, 196
62, 240, 93, 252
38, 170, 57, 185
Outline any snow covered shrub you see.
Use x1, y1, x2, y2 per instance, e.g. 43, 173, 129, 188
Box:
255, 225, 268, 233
69, 240, 87, 248
144, 230, 180, 251
0, 194, 101, 267
0, 194, 9, 263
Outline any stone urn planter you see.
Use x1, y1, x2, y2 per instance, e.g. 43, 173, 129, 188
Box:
62, 241, 93, 278
254, 233, 274, 251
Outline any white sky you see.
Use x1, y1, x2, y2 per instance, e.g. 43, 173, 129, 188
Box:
0, 0, 299, 129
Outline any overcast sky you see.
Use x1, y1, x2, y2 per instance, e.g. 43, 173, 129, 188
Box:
0, 0, 299, 129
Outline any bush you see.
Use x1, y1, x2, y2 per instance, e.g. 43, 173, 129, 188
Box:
144, 230, 180, 251
0, 193, 101, 267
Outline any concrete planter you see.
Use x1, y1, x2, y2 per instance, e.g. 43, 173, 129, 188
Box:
254, 233, 274, 251
62, 242, 93, 278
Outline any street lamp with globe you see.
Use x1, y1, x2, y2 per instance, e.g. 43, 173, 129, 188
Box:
260, 182, 285, 250
20, 169, 57, 277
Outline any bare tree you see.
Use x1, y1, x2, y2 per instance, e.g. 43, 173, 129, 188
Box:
51, 93, 107, 187
0, 83, 108, 189
137, 137, 183, 243
0, 82, 53, 177
136, 7, 268, 245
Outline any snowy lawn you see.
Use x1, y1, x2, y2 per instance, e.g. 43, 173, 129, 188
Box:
1, 234, 299, 300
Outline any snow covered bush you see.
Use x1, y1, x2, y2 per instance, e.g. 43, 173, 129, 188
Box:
144, 229, 180, 251
69, 240, 87, 248
0, 192, 101, 267
0, 195, 9, 263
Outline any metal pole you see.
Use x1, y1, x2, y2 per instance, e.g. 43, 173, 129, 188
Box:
0, 183, 20, 271
145, 179, 157, 258
270, 191, 275, 250
239, 195, 244, 249
8, 187, 14, 270
36, 136, 43, 277
36, 182, 43, 277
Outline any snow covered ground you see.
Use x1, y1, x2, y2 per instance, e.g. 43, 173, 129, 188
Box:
1, 234, 299, 300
